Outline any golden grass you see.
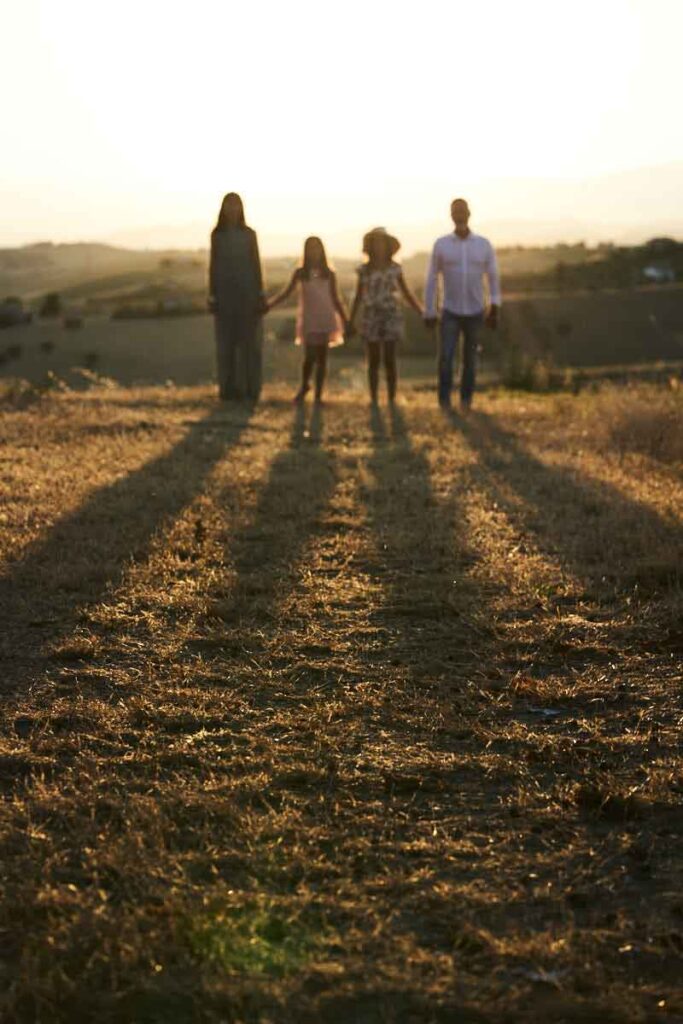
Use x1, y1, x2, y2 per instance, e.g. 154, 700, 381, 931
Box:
595, 384, 683, 466
0, 378, 681, 1023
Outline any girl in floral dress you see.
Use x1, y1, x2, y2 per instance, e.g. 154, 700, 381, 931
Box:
267, 237, 349, 403
348, 227, 423, 404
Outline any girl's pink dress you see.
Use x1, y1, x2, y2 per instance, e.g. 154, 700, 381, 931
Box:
295, 273, 344, 347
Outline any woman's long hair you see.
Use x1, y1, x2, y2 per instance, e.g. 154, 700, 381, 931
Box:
301, 236, 331, 279
214, 192, 246, 231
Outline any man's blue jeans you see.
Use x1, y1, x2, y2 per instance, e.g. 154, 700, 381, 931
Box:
438, 310, 483, 406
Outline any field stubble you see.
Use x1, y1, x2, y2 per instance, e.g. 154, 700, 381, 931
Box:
0, 378, 681, 1023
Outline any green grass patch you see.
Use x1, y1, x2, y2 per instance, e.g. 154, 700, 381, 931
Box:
187, 897, 325, 977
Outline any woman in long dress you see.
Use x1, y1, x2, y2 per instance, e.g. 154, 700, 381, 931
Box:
208, 193, 266, 401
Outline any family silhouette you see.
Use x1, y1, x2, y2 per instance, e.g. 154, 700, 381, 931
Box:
208, 193, 501, 408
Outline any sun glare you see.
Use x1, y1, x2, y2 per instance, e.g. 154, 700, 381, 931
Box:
1, 0, 681, 249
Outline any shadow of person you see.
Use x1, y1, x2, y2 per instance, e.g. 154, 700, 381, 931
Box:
453, 408, 683, 605
0, 403, 255, 691
369, 402, 387, 445
308, 402, 324, 446
289, 401, 325, 449
289, 402, 308, 446
364, 402, 493, 691
191, 403, 336, 671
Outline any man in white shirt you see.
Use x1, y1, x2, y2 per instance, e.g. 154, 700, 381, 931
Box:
424, 199, 501, 409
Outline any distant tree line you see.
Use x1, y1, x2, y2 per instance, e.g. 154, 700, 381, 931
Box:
506, 238, 682, 293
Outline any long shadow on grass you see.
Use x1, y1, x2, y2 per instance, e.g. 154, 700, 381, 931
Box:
338, 405, 680, 1017
453, 409, 683, 654
0, 403, 256, 689
189, 401, 335, 666
456, 409, 683, 587
364, 402, 495, 710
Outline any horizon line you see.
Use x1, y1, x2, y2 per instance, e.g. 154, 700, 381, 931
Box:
2, 231, 681, 258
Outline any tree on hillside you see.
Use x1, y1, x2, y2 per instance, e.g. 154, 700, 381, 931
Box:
39, 293, 63, 318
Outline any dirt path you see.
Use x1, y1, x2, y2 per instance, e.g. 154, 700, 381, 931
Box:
0, 385, 681, 1023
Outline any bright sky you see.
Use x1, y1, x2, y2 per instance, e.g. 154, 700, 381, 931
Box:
2, 0, 682, 252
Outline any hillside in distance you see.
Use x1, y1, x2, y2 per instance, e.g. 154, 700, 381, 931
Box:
0, 242, 204, 301
4, 237, 677, 306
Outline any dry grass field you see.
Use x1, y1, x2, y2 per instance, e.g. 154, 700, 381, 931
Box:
0, 376, 681, 1023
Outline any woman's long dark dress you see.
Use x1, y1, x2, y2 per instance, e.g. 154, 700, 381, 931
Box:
209, 226, 264, 401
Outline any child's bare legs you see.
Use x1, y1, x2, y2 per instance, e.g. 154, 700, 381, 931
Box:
295, 346, 316, 402
314, 345, 328, 402
367, 341, 397, 402
367, 342, 381, 403
383, 342, 397, 402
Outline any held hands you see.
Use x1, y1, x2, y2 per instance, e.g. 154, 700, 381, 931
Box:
485, 305, 499, 330
423, 316, 438, 329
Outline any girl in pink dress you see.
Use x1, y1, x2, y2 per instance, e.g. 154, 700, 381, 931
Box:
267, 237, 349, 403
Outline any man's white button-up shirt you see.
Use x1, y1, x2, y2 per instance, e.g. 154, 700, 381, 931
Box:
424, 232, 501, 318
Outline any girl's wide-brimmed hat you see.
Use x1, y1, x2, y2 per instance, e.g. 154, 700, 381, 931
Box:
362, 226, 400, 256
